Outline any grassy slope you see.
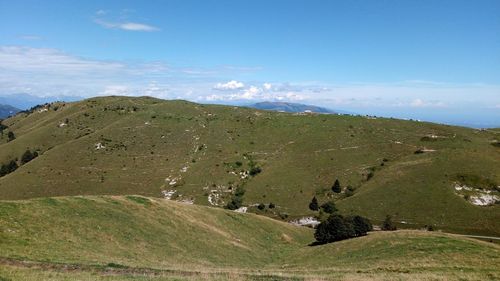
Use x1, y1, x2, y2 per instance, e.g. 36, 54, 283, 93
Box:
0, 96, 499, 235
0, 196, 499, 280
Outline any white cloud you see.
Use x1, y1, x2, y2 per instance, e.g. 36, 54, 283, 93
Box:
95, 9, 107, 16
213, 80, 245, 90
263, 83, 272, 90
100, 85, 130, 96
410, 98, 446, 107
94, 19, 160, 32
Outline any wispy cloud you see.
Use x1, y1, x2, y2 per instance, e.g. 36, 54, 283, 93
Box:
409, 98, 446, 108
94, 19, 159, 32
19, 35, 42, 41
93, 10, 159, 32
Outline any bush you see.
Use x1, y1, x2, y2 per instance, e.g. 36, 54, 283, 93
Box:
382, 215, 397, 231
0, 160, 18, 177
0, 123, 7, 134
21, 149, 38, 164
257, 203, 265, 210
225, 186, 245, 210
7, 131, 15, 142
320, 201, 337, 214
249, 166, 262, 176
345, 186, 355, 197
268, 202, 275, 209
309, 196, 319, 211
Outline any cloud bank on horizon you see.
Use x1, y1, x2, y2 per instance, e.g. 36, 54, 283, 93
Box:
0, 0, 499, 127
1, 45, 498, 110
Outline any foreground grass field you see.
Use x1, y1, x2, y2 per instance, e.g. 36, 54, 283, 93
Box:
0, 96, 499, 235
1, 196, 499, 280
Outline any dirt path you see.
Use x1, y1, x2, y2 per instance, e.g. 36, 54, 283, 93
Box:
458, 234, 500, 241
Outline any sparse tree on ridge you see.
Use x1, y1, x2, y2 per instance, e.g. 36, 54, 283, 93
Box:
309, 196, 319, 211
332, 179, 341, 193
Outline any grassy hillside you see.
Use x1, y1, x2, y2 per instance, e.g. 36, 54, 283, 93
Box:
0, 96, 499, 235
0, 196, 499, 280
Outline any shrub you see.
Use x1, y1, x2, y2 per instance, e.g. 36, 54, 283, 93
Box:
309, 196, 319, 211
257, 203, 266, 210
21, 149, 38, 164
268, 202, 276, 209
225, 186, 245, 210
7, 131, 15, 142
345, 186, 355, 197
414, 149, 424, 154
382, 215, 397, 231
0, 160, 18, 177
320, 201, 337, 214
249, 166, 262, 176
0, 123, 7, 134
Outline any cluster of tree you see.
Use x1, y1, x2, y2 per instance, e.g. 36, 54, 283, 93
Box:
0, 122, 8, 134
248, 159, 262, 176
0, 121, 15, 142
21, 149, 38, 164
309, 197, 337, 214
0, 160, 18, 177
225, 186, 246, 210
314, 214, 373, 244
257, 202, 276, 210
0, 149, 39, 178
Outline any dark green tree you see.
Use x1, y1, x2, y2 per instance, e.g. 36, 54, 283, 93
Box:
0, 160, 18, 177
225, 186, 246, 210
314, 215, 355, 243
0, 123, 7, 134
332, 179, 341, 193
347, 215, 373, 236
7, 131, 15, 142
320, 201, 337, 214
21, 149, 38, 164
308, 196, 319, 211
382, 215, 397, 231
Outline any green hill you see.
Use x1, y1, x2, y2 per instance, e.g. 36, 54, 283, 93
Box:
0, 195, 499, 280
0, 96, 499, 235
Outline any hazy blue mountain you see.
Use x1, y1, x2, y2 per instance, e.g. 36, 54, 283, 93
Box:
248, 101, 336, 114
0, 93, 83, 110
0, 104, 21, 119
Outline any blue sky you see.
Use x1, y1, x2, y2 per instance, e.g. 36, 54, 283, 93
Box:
0, 0, 499, 127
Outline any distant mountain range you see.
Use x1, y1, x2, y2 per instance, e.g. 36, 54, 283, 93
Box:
0, 104, 21, 119
248, 101, 336, 114
0, 93, 83, 110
